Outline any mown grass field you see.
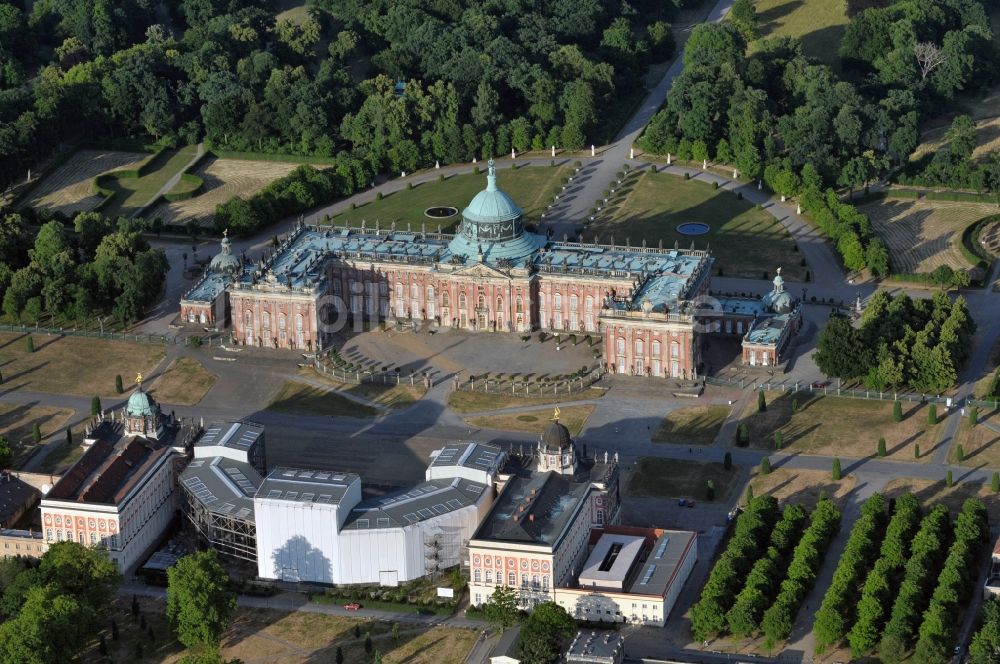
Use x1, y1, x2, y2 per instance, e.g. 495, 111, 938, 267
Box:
26, 150, 148, 217
149, 357, 217, 406
332, 165, 571, 232
85, 597, 478, 664
740, 391, 941, 462
859, 198, 995, 273
268, 380, 377, 418
752, 0, 849, 68
599, 171, 804, 280
465, 404, 594, 436
102, 145, 200, 217
149, 156, 309, 226
745, 467, 858, 510
0, 333, 164, 397
447, 388, 604, 414
652, 404, 730, 444
628, 457, 741, 501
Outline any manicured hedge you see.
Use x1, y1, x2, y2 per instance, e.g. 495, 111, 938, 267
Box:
913, 499, 989, 664
813, 493, 887, 651
760, 498, 841, 646
726, 504, 808, 637
878, 504, 952, 661
846, 494, 922, 657
690, 496, 780, 640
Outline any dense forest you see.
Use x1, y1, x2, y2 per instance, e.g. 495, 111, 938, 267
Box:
638, 0, 1000, 274
0, 0, 684, 191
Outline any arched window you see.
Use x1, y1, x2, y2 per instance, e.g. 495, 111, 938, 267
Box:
652, 340, 661, 356
570, 295, 578, 311
395, 283, 403, 299
516, 297, 523, 313
532, 575, 539, 589
521, 574, 528, 587
508, 571, 516, 586
245, 311, 251, 325
442, 291, 450, 307
426, 286, 435, 301
542, 576, 549, 590
459, 292, 466, 308
477, 294, 486, 308
585, 296, 594, 312
474, 569, 481, 583
554, 293, 562, 310
616, 338, 625, 355
496, 297, 503, 312
262, 312, 270, 329
635, 339, 644, 356
411, 283, 418, 299
295, 314, 303, 331
278, 315, 286, 330
671, 341, 680, 358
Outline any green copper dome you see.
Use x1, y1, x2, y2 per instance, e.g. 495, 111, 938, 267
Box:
127, 387, 159, 417
458, 160, 523, 239
448, 160, 543, 263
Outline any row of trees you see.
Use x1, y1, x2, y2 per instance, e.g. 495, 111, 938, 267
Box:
690, 495, 779, 640
815, 291, 976, 392
214, 159, 372, 236
759, 498, 841, 646
0, 212, 167, 327
969, 597, 1000, 663
846, 494, 922, 657
813, 493, 888, 651
912, 499, 989, 664
879, 505, 953, 661
725, 504, 808, 637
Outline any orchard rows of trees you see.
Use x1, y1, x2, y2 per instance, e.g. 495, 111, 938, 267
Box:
0, 211, 167, 326
814, 495, 988, 664
0, 0, 686, 192
638, 0, 1000, 275
814, 291, 976, 392
690, 495, 842, 647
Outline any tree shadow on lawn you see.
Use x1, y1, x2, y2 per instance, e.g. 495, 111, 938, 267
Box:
756, 0, 805, 29
0, 361, 48, 387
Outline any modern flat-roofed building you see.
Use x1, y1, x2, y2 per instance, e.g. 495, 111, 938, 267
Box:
178, 420, 267, 561
40, 379, 197, 571
565, 631, 626, 664
468, 416, 620, 609
553, 526, 697, 626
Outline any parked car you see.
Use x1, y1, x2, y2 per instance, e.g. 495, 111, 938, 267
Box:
677, 498, 688, 507
344, 603, 362, 611
686, 500, 696, 508
810, 381, 830, 389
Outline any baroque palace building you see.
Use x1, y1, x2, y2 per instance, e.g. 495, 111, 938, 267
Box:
182, 161, 801, 376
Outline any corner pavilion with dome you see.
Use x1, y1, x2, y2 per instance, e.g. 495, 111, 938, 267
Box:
182, 161, 802, 375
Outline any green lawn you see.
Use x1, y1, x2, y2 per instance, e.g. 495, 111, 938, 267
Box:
104, 144, 199, 217
597, 171, 805, 280
331, 165, 571, 233
628, 457, 741, 502
752, 0, 848, 69
653, 404, 731, 444
267, 381, 377, 418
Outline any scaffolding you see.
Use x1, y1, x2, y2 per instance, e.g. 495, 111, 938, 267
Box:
182, 489, 257, 562
424, 525, 463, 578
